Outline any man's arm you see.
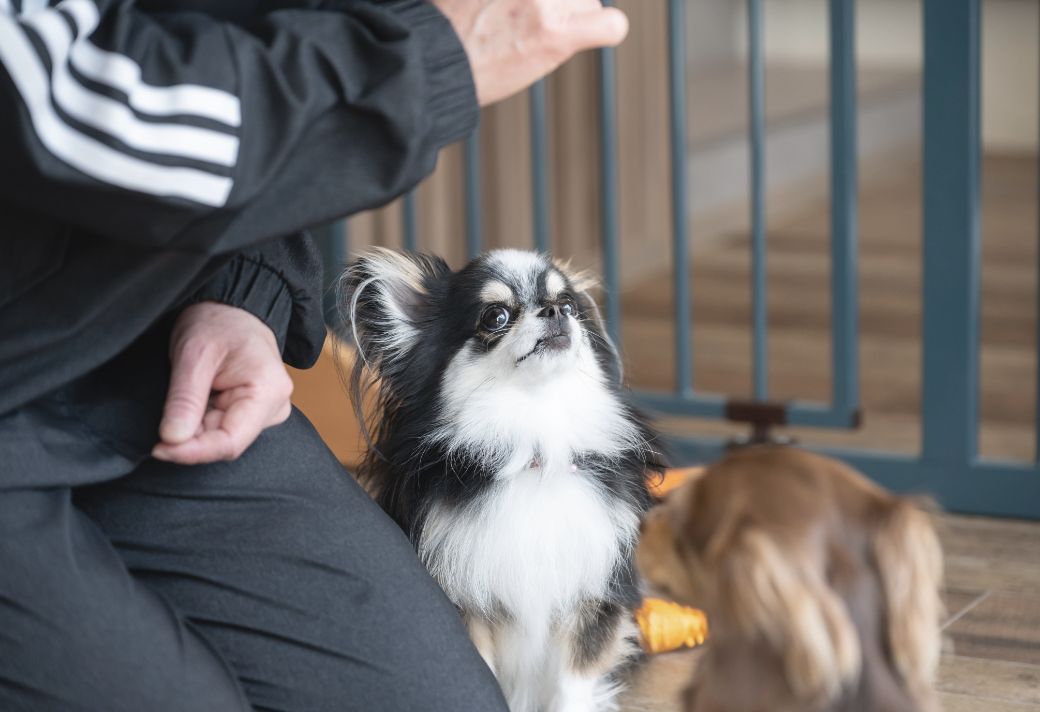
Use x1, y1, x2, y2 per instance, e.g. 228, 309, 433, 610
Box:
1, 0, 627, 257
184, 234, 326, 370
150, 232, 323, 463
153, 300, 296, 464
1, 0, 476, 253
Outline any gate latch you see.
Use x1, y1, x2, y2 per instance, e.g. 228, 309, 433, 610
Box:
724, 399, 796, 449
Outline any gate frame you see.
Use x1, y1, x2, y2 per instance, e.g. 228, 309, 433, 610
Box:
660, 0, 1040, 520
319, 0, 1040, 519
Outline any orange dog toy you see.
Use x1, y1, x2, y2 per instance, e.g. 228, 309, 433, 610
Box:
632, 469, 715, 652
635, 597, 709, 654
637, 469, 710, 654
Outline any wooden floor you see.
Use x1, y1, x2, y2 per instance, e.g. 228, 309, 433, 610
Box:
935, 513, 1040, 710
621, 153, 1039, 461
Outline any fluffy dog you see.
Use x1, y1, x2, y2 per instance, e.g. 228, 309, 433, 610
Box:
637, 446, 944, 712
342, 248, 664, 712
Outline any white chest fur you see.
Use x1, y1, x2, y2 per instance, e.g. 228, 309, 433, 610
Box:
418, 465, 639, 712
421, 336, 644, 711
419, 465, 639, 621
423, 343, 642, 619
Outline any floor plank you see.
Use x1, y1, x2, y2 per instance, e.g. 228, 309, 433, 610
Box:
938, 655, 1040, 706
946, 593, 1040, 667
939, 691, 1040, 712
944, 588, 990, 628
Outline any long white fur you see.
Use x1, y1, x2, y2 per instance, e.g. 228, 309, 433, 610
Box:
420, 465, 638, 712
554, 673, 621, 712
368, 249, 645, 712
345, 247, 427, 369
421, 462, 640, 620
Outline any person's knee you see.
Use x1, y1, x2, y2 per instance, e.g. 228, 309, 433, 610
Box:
0, 493, 250, 712
229, 413, 510, 711
386, 646, 509, 712
294, 619, 507, 712
75, 409, 508, 712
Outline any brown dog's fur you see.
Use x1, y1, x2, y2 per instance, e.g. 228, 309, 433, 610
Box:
636, 447, 944, 712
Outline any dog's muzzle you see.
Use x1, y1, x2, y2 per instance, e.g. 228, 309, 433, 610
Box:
535, 320, 571, 353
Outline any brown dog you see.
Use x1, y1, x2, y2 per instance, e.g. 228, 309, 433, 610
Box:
636, 446, 943, 712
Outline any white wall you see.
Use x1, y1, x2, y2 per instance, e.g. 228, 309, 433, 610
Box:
686, 0, 742, 67
732, 0, 922, 67
982, 0, 1039, 152
726, 0, 1037, 152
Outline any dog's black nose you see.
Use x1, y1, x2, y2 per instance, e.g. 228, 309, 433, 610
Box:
535, 302, 572, 353
538, 304, 563, 319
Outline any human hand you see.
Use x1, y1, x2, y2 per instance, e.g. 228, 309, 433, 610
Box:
152, 302, 293, 465
432, 0, 629, 106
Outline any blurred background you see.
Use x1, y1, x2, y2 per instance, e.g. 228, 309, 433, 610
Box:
293, 0, 1039, 487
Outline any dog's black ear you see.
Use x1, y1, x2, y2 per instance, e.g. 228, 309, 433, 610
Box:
340, 248, 450, 374
554, 260, 625, 384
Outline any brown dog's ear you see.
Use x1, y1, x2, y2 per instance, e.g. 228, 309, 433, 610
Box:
716, 529, 861, 703
636, 505, 697, 606
873, 498, 944, 697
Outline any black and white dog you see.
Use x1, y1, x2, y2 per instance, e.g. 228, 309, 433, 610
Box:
342, 248, 663, 712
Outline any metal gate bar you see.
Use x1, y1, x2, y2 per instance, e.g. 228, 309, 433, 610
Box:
629, 0, 860, 430
667, 0, 693, 396
464, 132, 482, 258
828, 0, 860, 418
660, 0, 1040, 519
748, 0, 769, 400
319, 220, 349, 322
530, 79, 551, 254
598, 10, 623, 348
402, 192, 418, 251
921, 0, 980, 466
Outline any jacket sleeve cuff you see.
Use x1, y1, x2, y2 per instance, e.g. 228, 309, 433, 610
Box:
186, 254, 294, 354
378, 0, 480, 147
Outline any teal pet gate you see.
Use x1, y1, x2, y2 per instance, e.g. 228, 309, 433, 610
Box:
317, 0, 1040, 520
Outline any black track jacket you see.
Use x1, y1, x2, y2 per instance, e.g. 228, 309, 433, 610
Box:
0, 0, 477, 417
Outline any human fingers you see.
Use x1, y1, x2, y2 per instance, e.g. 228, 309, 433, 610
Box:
562, 6, 629, 52
212, 371, 292, 428
151, 427, 237, 465
158, 337, 222, 445
156, 372, 290, 465
152, 388, 265, 464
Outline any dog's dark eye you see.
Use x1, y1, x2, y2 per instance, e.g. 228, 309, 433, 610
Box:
480, 305, 512, 332
559, 296, 576, 317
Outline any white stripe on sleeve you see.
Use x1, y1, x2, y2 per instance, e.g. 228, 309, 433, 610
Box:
25, 9, 239, 166
0, 14, 233, 206
20, 0, 49, 15
62, 0, 241, 127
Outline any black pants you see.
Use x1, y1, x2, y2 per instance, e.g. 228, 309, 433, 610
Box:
0, 332, 507, 711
